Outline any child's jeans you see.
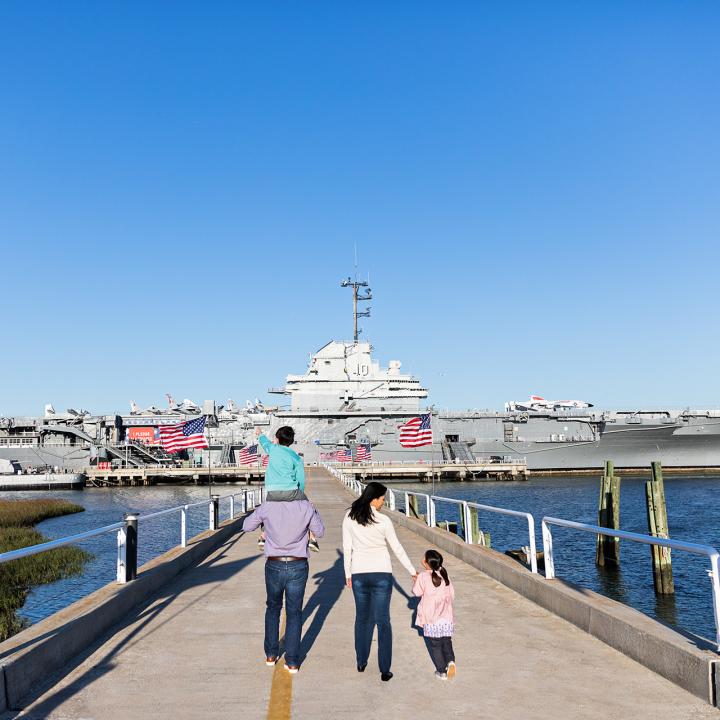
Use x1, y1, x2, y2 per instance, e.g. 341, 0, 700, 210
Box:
425, 636, 455, 673
264, 489, 308, 502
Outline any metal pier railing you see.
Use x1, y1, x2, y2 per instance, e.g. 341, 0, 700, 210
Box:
324, 463, 720, 652
0, 487, 264, 584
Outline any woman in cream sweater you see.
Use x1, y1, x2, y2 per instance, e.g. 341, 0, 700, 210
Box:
342, 481, 416, 681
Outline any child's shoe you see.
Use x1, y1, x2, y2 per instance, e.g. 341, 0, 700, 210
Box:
434, 671, 448, 681
446, 661, 456, 679
308, 538, 320, 553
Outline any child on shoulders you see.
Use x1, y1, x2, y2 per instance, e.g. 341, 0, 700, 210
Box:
256, 426, 319, 552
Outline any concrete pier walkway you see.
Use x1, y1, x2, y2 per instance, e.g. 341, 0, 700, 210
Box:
12, 470, 717, 719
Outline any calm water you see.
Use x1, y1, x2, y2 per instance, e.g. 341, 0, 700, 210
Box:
0, 484, 246, 626
3, 475, 720, 643
392, 474, 720, 643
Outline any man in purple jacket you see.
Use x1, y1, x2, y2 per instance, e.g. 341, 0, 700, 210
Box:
243, 498, 325, 674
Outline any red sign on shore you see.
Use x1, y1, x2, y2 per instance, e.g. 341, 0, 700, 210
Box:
127, 427, 159, 444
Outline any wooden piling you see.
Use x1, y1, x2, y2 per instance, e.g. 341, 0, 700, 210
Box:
645, 461, 674, 594
459, 505, 483, 545
408, 494, 423, 521
438, 520, 459, 535
596, 460, 621, 567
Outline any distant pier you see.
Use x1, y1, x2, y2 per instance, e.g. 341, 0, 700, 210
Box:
336, 460, 528, 482
86, 466, 266, 487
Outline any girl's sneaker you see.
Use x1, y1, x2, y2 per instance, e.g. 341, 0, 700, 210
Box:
434, 671, 448, 681
446, 661, 456, 679
308, 538, 320, 553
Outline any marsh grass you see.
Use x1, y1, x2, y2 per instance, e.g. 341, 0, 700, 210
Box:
0, 499, 91, 641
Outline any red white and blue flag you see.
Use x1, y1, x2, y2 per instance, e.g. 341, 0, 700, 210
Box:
237, 444, 259, 465
158, 417, 209, 453
336, 448, 352, 463
399, 414, 433, 448
356, 443, 372, 462
262, 454, 269, 468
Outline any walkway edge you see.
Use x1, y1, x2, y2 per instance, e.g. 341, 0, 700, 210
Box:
0, 514, 247, 713
379, 500, 718, 706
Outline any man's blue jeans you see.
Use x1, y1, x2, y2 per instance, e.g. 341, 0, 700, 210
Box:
265, 559, 309, 666
351, 572, 393, 674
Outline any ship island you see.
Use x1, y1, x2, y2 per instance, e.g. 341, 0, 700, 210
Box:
2, 280, 720, 483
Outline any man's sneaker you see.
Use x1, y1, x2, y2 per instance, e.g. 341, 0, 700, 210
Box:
434, 671, 448, 681
257, 536, 265, 550
284, 664, 299, 674
265, 657, 277, 667
446, 661, 456, 679
308, 538, 320, 553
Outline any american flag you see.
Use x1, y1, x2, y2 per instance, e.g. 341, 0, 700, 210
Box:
158, 417, 209, 453
399, 414, 433, 448
356, 443, 372, 462
319, 451, 336, 461
262, 454, 269, 467
237, 444, 259, 465
336, 448, 352, 463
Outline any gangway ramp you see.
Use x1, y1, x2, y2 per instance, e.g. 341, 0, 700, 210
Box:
8, 470, 717, 719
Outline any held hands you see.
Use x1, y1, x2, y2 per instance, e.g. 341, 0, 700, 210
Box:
346, 577, 352, 588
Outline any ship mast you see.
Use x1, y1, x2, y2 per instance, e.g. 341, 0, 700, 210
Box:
340, 277, 372, 343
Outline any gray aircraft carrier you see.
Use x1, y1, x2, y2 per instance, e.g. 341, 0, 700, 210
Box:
2, 280, 720, 474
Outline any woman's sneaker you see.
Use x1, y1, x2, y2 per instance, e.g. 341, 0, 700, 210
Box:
446, 661, 456, 679
265, 657, 277, 667
308, 538, 320, 553
434, 671, 448, 681
284, 664, 299, 674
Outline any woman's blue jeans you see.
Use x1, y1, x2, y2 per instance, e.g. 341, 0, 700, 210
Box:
351, 572, 393, 673
265, 559, 309, 666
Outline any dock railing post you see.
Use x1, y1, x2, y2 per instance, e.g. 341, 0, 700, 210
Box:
542, 520, 555, 579
710, 551, 720, 652
117, 513, 138, 584
230, 495, 235, 519
116, 526, 126, 583
210, 495, 220, 530
181, 505, 188, 548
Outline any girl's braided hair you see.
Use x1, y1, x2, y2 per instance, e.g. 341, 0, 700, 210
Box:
425, 549, 449, 587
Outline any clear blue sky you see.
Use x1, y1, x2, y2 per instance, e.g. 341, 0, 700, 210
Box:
2, 2, 719, 416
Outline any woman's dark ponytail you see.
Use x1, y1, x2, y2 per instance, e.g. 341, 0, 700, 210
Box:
425, 549, 449, 587
349, 481, 387, 527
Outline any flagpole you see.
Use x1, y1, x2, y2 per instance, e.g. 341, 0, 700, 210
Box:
207, 416, 212, 499
431, 412, 435, 498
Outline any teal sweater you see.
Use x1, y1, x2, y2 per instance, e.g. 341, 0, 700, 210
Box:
258, 435, 305, 492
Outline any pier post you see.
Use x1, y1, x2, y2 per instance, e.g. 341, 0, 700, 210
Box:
407, 494, 420, 520
460, 505, 481, 544
181, 505, 188, 547
645, 462, 674, 594
596, 460, 621, 567
117, 513, 138, 584
210, 495, 220, 531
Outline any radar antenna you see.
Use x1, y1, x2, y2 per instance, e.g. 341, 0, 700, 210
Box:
340, 277, 372, 344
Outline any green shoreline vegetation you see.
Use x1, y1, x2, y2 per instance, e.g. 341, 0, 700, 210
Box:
0, 499, 92, 641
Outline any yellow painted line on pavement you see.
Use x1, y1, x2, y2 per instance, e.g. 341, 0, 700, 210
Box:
266, 612, 293, 720
267, 471, 317, 719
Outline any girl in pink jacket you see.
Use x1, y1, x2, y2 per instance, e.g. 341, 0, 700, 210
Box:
412, 549, 456, 680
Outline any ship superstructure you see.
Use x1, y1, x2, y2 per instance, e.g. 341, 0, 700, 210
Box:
3, 280, 720, 473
